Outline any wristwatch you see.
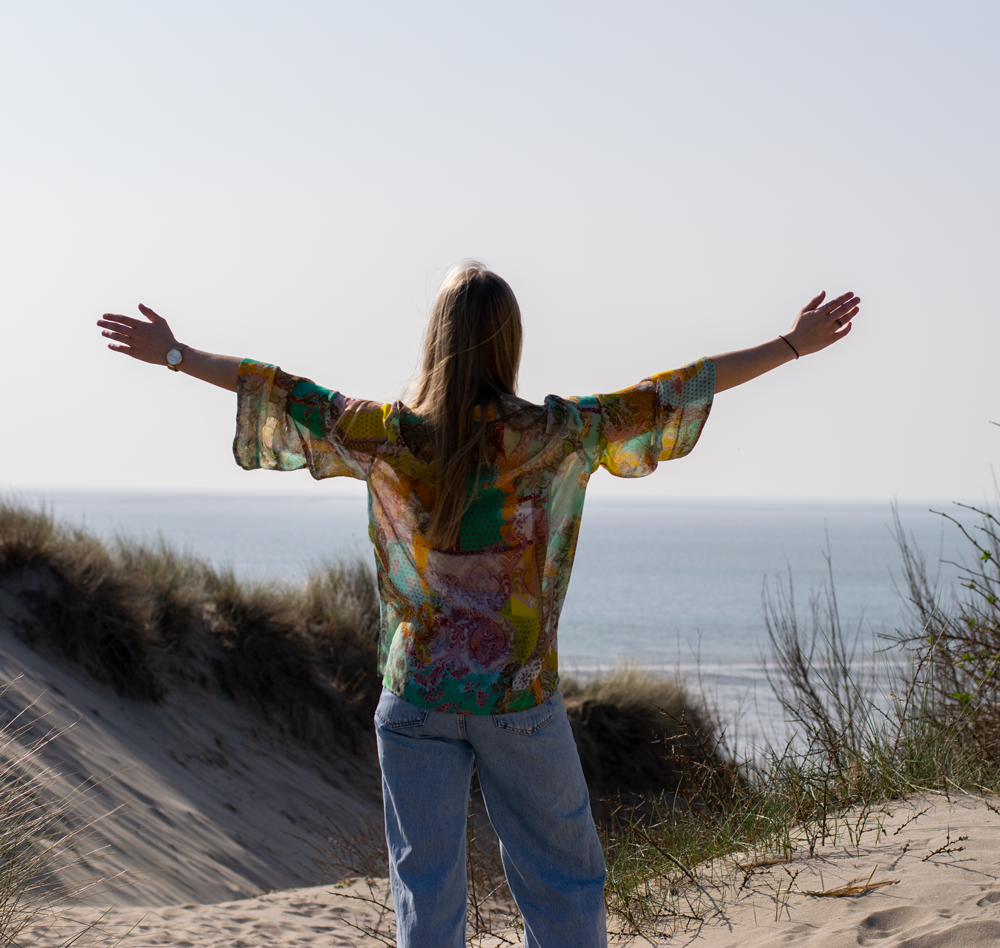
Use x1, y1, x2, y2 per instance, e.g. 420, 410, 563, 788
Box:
166, 344, 188, 371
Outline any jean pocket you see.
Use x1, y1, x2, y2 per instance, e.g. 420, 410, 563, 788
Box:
375, 689, 430, 731
491, 700, 558, 736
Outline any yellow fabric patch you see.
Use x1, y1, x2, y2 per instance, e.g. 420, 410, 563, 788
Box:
338, 406, 387, 441
501, 599, 540, 663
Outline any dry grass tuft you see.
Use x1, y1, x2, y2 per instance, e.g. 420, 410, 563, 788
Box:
894, 501, 1000, 758
563, 664, 736, 823
0, 503, 164, 702
0, 685, 132, 946
0, 497, 380, 751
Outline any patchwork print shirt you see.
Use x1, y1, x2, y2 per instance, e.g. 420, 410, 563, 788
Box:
234, 358, 715, 714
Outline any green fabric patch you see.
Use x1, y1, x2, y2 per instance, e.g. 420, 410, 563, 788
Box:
398, 676, 538, 715
504, 689, 537, 712
401, 674, 493, 713
288, 381, 331, 438
459, 483, 507, 552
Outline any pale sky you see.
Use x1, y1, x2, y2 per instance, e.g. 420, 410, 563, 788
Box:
3, 0, 998, 502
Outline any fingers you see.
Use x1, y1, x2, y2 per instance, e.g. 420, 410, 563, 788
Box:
834, 304, 860, 325
98, 314, 144, 330
828, 293, 861, 327
803, 291, 826, 312
138, 303, 165, 323
818, 291, 854, 314
826, 291, 857, 310
97, 322, 132, 345
97, 306, 165, 330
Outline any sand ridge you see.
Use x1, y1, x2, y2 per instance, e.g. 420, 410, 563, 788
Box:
22, 880, 402, 948
0, 619, 384, 909
17, 795, 1000, 947
668, 792, 1000, 947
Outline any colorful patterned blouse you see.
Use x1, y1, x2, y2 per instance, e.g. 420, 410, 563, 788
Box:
234, 358, 715, 714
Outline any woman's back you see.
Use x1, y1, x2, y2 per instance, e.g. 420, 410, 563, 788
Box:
234, 357, 715, 713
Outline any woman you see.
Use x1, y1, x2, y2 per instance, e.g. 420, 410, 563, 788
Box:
97, 263, 859, 948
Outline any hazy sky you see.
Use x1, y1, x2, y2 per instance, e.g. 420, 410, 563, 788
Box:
3, 1, 998, 502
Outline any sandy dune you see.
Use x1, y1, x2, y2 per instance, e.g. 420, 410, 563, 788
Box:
4, 604, 1000, 947
25, 794, 999, 947
20, 793, 1000, 946
0, 619, 384, 909
24, 879, 403, 948
680, 792, 1000, 947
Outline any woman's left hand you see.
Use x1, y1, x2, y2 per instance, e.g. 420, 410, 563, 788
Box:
785, 291, 860, 357
97, 304, 242, 391
97, 304, 179, 366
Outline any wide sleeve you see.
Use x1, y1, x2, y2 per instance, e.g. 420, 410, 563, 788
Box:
575, 358, 715, 477
233, 359, 390, 481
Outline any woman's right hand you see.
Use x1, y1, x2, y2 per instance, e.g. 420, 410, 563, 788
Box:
784, 291, 860, 357
711, 289, 862, 392
97, 304, 179, 366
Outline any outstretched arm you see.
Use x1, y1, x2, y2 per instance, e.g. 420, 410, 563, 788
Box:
97, 305, 240, 392
711, 291, 860, 394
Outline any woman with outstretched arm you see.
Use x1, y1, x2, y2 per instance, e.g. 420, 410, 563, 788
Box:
97, 266, 858, 948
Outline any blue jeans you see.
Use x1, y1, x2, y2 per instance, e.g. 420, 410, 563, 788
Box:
375, 688, 607, 948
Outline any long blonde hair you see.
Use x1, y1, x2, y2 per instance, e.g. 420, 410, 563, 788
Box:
409, 262, 523, 549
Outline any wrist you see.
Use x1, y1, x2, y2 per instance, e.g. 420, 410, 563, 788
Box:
777, 335, 799, 360
166, 343, 188, 371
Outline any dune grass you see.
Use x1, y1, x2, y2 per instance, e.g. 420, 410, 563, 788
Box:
0, 497, 730, 792
0, 686, 133, 947
562, 664, 738, 824
0, 498, 382, 750
597, 500, 1000, 937
5, 492, 1000, 943
0, 697, 65, 944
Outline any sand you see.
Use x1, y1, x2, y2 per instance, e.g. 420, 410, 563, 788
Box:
4, 603, 1000, 947
676, 791, 1000, 947
23, 793, 1000, 946
0, 611, 384, 910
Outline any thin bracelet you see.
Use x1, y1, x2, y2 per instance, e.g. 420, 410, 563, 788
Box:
778, 335, 799, 360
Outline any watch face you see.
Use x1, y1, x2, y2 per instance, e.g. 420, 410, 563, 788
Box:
167, 349, 183, 366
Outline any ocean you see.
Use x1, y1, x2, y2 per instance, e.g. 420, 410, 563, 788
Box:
18, 489, 978, 744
